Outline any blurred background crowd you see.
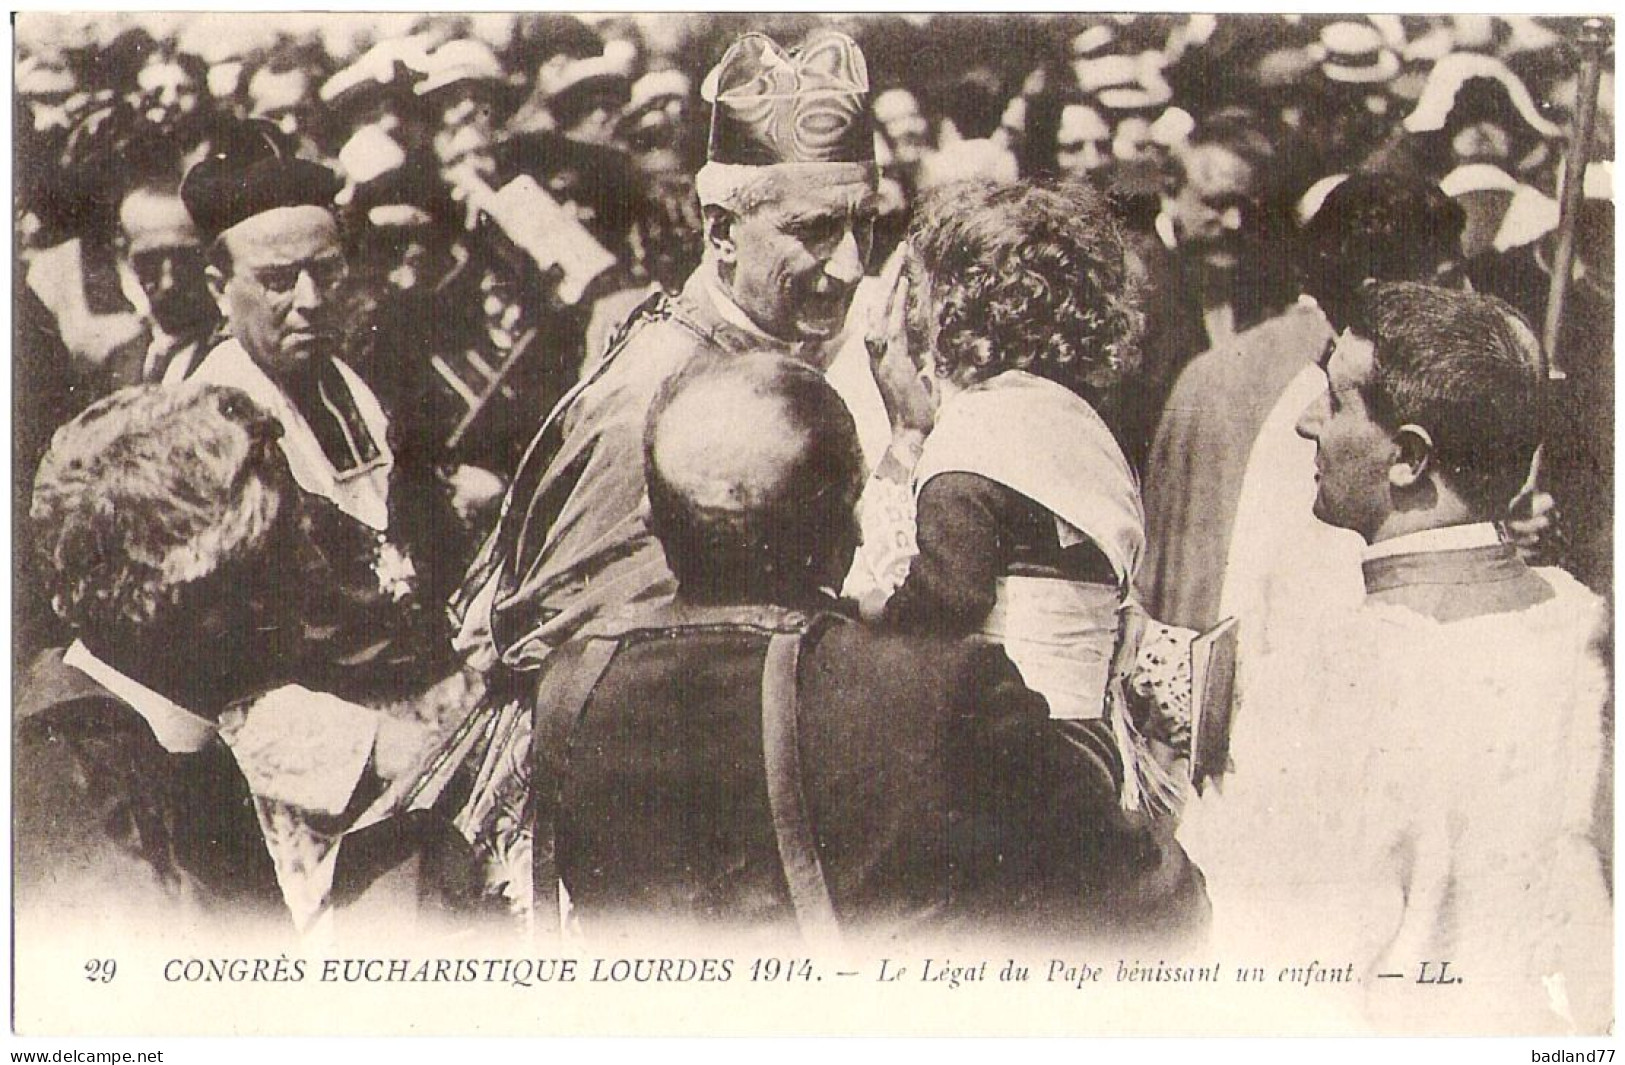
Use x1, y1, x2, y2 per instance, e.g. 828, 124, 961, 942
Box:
14, 11, 1614, 658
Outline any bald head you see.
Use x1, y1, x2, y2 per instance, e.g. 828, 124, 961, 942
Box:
645, 351, 864, 603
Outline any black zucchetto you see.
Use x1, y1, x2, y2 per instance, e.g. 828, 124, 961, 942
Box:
180, 118, 342, 241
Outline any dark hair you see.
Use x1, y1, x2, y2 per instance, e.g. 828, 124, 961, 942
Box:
1301, 172, 1465, 331
1350, 281, 1540, 516
940, 67, 1006, 141
31, 384, 291, 648
645, 351, 864, 602
909, 179, 1142, 411
115, 123, 190, 207
49, 100, 157, 243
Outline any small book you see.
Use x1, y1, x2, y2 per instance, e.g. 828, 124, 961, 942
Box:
1188, 616, 1239, 794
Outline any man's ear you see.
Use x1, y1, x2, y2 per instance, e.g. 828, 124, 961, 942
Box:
1390, 424, 1433, 489
702, 206, 737, 264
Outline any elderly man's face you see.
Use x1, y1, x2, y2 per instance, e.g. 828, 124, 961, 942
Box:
213, 206, 347, 380
1168, 141, 1257, 270
724, 181, 878, 345
1295, 329, 1397, 541
119, 188, 214, 336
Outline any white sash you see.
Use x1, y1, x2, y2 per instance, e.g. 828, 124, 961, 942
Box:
981, 576, 1120, 720
913, 371, 1144, 590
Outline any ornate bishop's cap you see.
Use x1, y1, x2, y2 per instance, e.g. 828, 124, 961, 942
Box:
180, 118, 342, 241
702, 30, 874, 167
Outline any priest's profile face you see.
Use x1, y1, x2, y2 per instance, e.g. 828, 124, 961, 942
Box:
1296, 328, 1396, 541
213, 205, 348, 380
728, 180, 877, 345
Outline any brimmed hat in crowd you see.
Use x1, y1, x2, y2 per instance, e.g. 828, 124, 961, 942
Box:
1073, 51, 1172, 113
320, 35, 433, 107
342, 158, 456, 233
616, 69, 692, 147
1315, 21, 1400, 85
1438, 160, 1537, 258
540, 47, 635, 108
335, 124, 407, 205
414, 39, 503, 97
1404, 52, 1563, 139
180, 118, 342, 240
628, 69, 690, 117
1070, 23, 1116, 62
1439, 161, 1521, 199
696, 30, 874, 210
1471, 162, 1612, 255
17, 54, 75, 98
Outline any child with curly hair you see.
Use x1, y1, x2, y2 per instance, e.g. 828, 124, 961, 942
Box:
876, 180, 1187, 809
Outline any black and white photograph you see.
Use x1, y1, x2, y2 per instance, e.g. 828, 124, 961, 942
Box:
9, 10, 1616, 1042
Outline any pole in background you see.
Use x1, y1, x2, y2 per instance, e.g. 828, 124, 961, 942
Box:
1540, 17, 1611, 381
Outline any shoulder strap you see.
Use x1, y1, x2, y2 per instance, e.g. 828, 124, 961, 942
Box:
532, 637, 620, 938
533, 611, 848, 942
760, 628, 843, 945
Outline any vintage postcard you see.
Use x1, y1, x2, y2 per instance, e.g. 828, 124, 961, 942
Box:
10, 10, 1615, 1042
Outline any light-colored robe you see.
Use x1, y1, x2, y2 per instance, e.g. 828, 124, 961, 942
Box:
1180, 560, 1612, 1034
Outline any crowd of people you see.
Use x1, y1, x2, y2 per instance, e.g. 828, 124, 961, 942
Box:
12, 12, 1615, 1036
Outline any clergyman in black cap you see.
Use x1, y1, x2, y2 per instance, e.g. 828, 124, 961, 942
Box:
181, 118, 394, 532
181, 118, 469, 697
453, 29, 885, 669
